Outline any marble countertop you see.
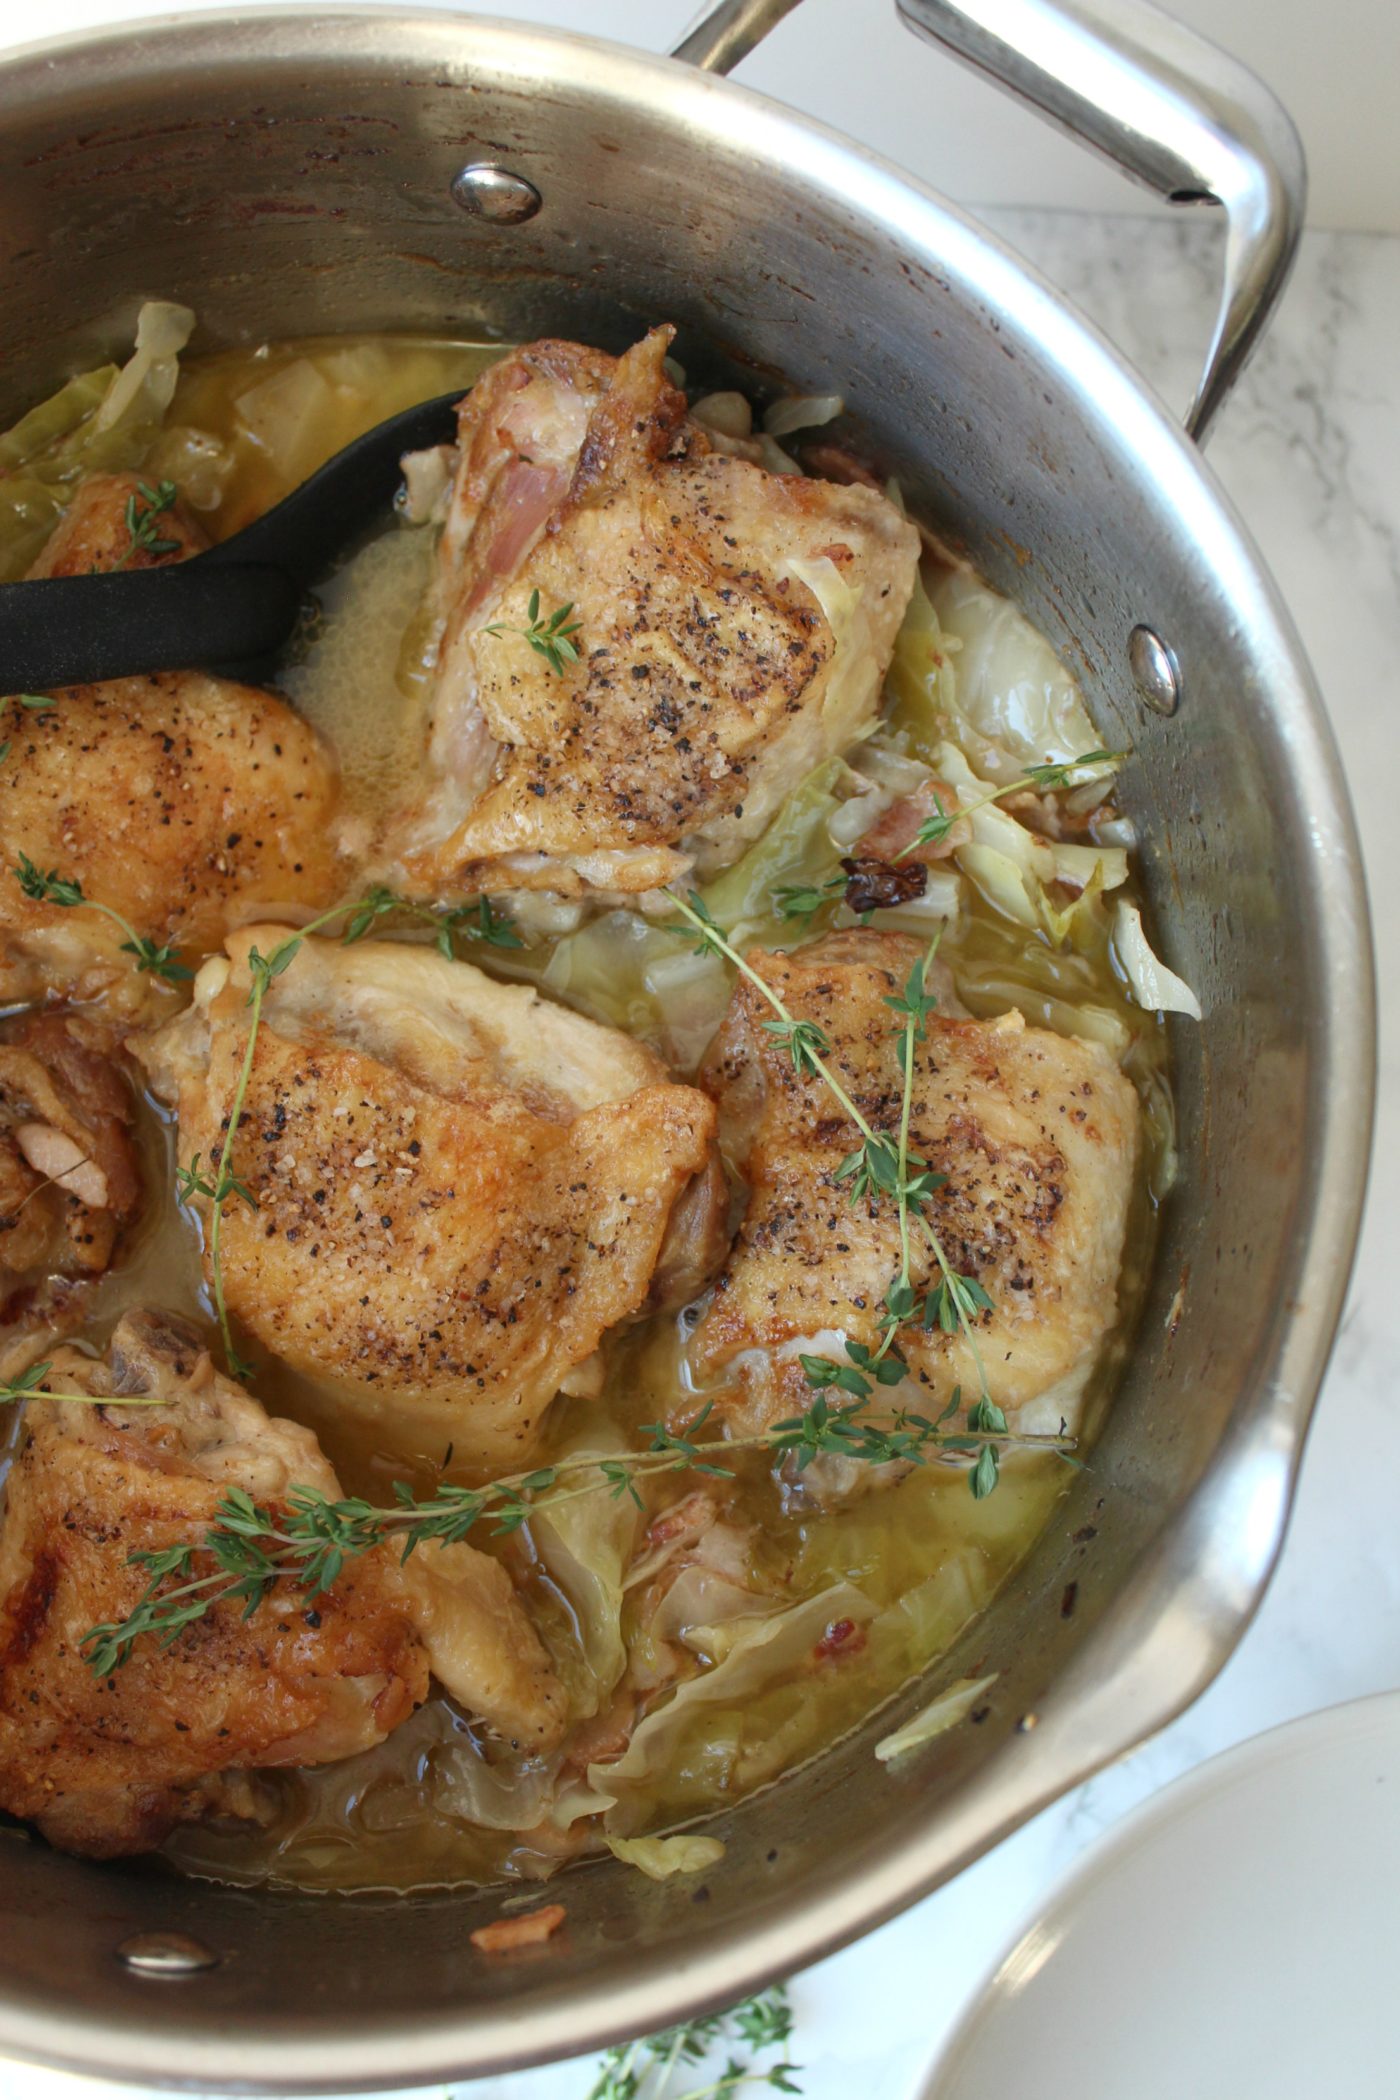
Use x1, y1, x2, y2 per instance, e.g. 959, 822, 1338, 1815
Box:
4, 204, 1396, 2100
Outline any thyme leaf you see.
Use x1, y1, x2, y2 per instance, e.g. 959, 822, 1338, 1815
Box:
894, 746, 1125, 860
12, 853, 192, 983
113, 479, 180, 569
77, 1385, 1072, 1672
484, 588, 583, 676
0, 1360, 166, 1413
588, 1987, 798, 2100
773, 877, 843, 925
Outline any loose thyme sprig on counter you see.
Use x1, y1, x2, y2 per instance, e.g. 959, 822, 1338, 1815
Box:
665, 889, 1070, 1501
589, 1986, 800, 2100
484, 589, 583, 676
78, 1392, 1069, 1676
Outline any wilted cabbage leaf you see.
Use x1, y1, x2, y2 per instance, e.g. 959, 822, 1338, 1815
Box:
873, 1672, 999, 1763
606, 1833, 726, 1879
0, 300, 195, 579
1112, 901, 1202, 1019
583, 1582, 876, 1833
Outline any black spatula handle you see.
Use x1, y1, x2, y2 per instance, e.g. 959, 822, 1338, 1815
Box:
206, 389, 463, 583
0, 564, 303, 691
0, 388, 465, 693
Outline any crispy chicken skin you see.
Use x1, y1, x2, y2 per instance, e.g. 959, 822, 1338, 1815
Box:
134, 930, 726, 1469
25, 470, 207, 577
384, 327, 920, 898
0, 1011, 141, 1294
689, 930, 1140, 1438
1, 478, 344, 1011
0, 1310, 428, 1859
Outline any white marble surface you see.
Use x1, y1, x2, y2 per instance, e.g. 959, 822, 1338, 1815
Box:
3, 209, 1397, 2100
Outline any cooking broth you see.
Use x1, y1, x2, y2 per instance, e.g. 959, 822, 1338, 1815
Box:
1, 330, 1172, 1893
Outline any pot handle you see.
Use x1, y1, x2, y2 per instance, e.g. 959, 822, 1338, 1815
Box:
674, 0, 1305, 442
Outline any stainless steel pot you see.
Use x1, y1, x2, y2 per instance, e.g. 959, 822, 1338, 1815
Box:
0, 0, 1374, 2087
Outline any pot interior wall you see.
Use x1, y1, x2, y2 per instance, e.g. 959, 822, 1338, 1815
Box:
0, 14, 1365, 2088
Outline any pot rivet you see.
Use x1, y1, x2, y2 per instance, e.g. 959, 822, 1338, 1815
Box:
116, 1931, 220, 1978
1016, 1711, 1039, 1734
450, 164, 542, 225
1129, 625, 1181, 716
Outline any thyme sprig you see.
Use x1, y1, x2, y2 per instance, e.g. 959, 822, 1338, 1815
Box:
773, 876, 844, 925
775, 747, 1122, 918
0, 1361, 163, 1411
665, 890, 1068, 1500
12, 852, 192, 984
893, 747, 1122, 860
589, 1987, 799, 2100
114, 478, 180, 568
668, 892, 877, 1141
79, 1395, 1068, 1675
341, 884, 523, 953
484, 588, 583, 676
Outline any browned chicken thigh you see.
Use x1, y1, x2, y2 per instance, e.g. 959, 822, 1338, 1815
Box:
1, 476, 344, 1010
135, 930, 727, 1470
0, 1307, 568, 1858
0, 1310, 428, 1859
382, 327, 920, 899
689, 930, 1140, 1441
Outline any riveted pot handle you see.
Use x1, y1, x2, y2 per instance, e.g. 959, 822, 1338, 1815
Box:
675, 0, 1304, 443
895, 0, 1304, 440
673, 0, 805, 74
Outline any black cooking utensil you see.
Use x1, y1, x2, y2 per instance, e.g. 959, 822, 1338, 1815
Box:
0, 389, 465, 692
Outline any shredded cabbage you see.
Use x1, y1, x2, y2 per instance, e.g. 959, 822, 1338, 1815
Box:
690, 390, 752, 441
700, 756, 847, 951
934, 741, 1127, 944
1112, 901, 1202, 1019
432, 1730, 561, 1835
532, 1437, 642, 1720
0, 366, 116, 476
0, 299, 194, 579
933, 564, 1103, 776
874, 1672, 999, 1763
762, 392, 844, 438
581, 1582, 875, 1833
142, 424, 235, 513
689, 391, 801, 472
784, 553, 880, 741
232, 358, 346, 494
606, 1833, 726, 1879
95, 299, 194, 435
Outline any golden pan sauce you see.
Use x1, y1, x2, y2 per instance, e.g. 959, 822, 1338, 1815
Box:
1, 334, 1171, 1892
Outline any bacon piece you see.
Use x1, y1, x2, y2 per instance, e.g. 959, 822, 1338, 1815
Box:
853, 779, 970, 865
469, 1903, 567, 1954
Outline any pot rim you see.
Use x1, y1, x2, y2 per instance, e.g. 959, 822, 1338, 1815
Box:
0, 8, 1376, 2089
